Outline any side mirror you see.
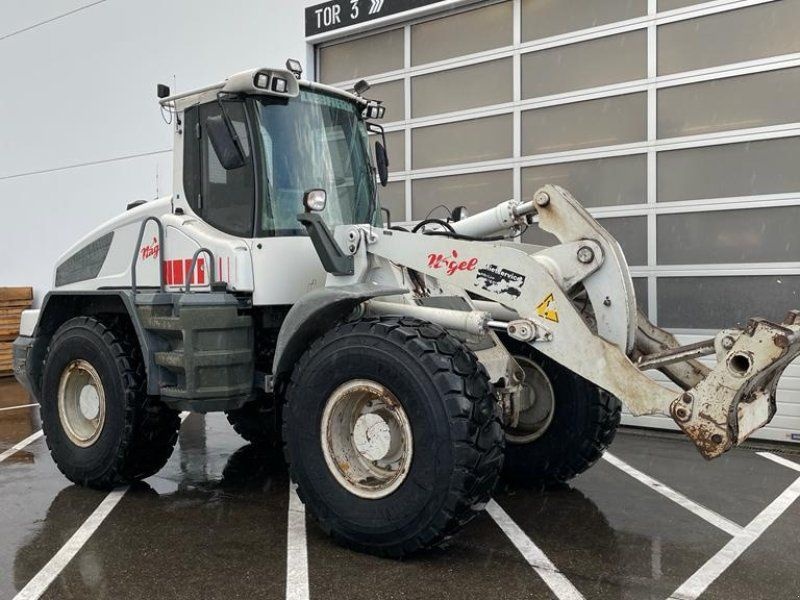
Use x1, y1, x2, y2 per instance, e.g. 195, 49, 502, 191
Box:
353, 79, 371, 95
206, 114, 245, 170
303, 189, 327, 212
375, 141, 389, 187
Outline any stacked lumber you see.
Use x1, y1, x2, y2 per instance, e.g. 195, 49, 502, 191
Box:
0, 287, 33, 376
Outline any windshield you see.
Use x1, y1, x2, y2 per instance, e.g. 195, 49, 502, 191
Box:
254, 89, 379, 236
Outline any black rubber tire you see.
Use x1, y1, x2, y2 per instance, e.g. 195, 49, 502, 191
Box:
40, 317, 181, 489
501, 342, 621, 487
283, 316, 504, 558
225, 392, 279, 447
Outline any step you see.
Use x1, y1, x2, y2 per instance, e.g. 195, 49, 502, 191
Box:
154, 349, 253, 369
160, 383, 253, 400
139, 315, 183, 331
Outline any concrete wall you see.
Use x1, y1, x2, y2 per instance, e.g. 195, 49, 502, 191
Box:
0, 0, 307, 303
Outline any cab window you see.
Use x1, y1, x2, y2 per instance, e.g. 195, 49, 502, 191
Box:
186, 101, 256, 238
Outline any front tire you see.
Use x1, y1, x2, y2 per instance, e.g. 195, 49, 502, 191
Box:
40, 317, 180, 489
283, 317, 504, 557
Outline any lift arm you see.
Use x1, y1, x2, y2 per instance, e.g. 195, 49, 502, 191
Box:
334, 185, 800, 459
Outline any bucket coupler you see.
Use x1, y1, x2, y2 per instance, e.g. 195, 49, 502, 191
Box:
634, 311, 800, 458
344, 185, 800, 460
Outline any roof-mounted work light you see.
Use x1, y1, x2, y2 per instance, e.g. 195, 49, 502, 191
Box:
363, 102, 385, 120
254, 72, 269, 89
272, 77, 288, 93
286, 58, 303, 79
250, 70, 294, 96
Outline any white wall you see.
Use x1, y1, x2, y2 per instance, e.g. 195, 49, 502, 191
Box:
0, 0, 307, 303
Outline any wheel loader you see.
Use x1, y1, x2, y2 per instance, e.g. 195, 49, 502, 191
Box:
12, 60, 800, 557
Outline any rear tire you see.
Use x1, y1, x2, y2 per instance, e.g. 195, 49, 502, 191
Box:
40, 317, 180, 489
283, 316, 504, 557
225, 392, 279, 447
501, 342, 621, 486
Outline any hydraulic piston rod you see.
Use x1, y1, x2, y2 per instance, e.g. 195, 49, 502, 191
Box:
449, 198, 539, 238
365, 300, 491, 336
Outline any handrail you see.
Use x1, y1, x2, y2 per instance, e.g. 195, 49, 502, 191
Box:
185, 247, 217, 293
131, 216, 165, 295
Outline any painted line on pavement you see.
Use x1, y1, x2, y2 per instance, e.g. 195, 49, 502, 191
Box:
12, 412, 190, 600
286, 482, 310, 600
603, 452, 743, 536
0, 403, 39, 412
486, 499, 586, 600
756, 451, 800, 472
669, 473, 800, 600
0, 430, 43, 464
13, 487, 129, 600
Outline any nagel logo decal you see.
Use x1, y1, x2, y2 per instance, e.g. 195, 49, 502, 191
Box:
427, 249, 478, 276
139, 236, 160, 260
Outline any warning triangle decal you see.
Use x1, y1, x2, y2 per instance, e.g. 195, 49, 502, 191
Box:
536, 293, 559, 323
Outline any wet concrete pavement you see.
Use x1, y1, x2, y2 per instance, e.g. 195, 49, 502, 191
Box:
1, 377, 799, 600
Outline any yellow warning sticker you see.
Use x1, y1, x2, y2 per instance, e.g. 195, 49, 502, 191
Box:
536, 293, 559, 323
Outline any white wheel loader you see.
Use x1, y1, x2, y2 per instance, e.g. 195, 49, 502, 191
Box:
12, 60, 800, 557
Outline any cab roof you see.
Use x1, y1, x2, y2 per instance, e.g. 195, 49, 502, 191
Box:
159, 66, 367, 112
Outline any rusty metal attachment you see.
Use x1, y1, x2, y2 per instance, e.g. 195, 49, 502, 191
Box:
656, 318, 800, 458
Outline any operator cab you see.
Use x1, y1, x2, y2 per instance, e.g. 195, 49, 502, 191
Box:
162, 61, 389, 242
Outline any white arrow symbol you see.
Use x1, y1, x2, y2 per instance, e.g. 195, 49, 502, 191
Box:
369, 0, 384, 14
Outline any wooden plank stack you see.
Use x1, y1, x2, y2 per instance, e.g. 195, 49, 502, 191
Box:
0, 287, 33, 376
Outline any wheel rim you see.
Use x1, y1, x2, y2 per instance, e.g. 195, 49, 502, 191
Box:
57, 359, 106, 447
505, 356, 555, 444
320, 379, 413, 499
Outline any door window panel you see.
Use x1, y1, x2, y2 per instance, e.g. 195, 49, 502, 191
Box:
522, 154, 647, 207
319, 29, 404, 84
657, 137, 800, 202
658, 67, 800, 138
411, 2, 513, 66
658, 276, 800, 329
658, 0, 800, 75
411, 59, 513, 118
522, 30, 646, 98
199, 101, 255, 238
522, 93, 647, 155
412, 115, 512, 169
411, 170, 513, 219
657, 206, 800, 265
521, 0, 646, 42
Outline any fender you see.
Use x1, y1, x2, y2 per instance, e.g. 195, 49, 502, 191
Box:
16, 290, 165, 399
272, 283, 406, 379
